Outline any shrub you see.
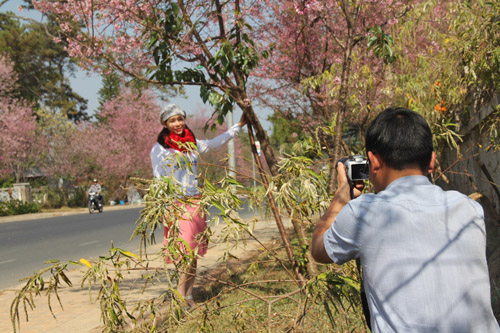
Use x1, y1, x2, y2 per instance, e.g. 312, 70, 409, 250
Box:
0, 200, 41, 216
67, 186, 88, 207
44, 189, 64, 209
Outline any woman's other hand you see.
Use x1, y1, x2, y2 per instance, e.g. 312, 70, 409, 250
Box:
238, 113, 247, 127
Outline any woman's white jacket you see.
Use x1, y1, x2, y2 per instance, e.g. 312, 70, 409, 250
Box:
150, 123, 242, 196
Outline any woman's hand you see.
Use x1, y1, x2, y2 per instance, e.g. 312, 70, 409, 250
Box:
238, 113, 247, 127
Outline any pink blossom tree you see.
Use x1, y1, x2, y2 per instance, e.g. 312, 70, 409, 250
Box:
48, 88, 161, 193
92, 88, 160, 181
252, 0, 420, 192
32, 0, 278, 175
0, 55, 48, 183
32, 0, 304, 280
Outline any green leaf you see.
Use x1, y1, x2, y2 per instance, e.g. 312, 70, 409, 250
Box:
44, 259, 60, 264
119, 249, 140, 260
210, 200, 226, 215
225, 177, 241, 186
108, 307, 119, 323
200, 86, 209, 103
59, 271, 73, 287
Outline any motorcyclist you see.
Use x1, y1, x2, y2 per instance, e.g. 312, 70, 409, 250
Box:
88, 179, 103, 208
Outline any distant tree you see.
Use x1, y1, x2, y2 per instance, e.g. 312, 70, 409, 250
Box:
47, 124, 94, 184
35, 106, 76, 183
93, 88, 160, 181
48, 88, 159, 188
0, 12, 88, 120
96, 71, 186, 123
43, 88, 159, 200
0, 55, 48, 182
267, 110, 304, 151
97, 71, 122, 109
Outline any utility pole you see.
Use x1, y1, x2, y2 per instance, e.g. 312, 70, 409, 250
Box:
227, 111, 236, 179
225, 4, 236, 180
252, 154, 256, 190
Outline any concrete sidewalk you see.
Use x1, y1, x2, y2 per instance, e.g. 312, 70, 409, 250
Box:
0, 209, 287, 332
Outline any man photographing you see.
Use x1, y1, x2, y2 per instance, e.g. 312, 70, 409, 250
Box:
311, 107, 499, 332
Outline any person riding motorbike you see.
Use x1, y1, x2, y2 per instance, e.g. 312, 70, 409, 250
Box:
88, 179, 103, 209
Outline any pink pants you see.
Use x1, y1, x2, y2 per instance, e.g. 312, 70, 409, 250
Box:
163, 201, 207, 264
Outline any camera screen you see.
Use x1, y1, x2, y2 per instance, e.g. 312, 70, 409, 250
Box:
351, 163, 369, 180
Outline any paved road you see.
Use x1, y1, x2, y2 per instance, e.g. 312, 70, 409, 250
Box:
0, 202, 263, 290
0, 207, 149, 289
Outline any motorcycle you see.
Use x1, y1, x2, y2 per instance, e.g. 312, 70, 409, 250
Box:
88, 191, 103, 213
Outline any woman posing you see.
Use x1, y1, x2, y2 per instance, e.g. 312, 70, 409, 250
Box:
150, 104, 246, 308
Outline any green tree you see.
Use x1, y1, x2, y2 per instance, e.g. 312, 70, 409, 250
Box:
97, 70, 185, 108
97, 71, 121, 108
268, 110, 304, 151
0, 12, 88, 120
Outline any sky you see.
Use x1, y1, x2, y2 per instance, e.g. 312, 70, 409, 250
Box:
1, 0, 271, 131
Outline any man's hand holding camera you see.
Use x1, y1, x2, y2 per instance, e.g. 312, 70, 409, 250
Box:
336, 157, 367, 203
311, 157, 367, 263
327, 157, 366, 218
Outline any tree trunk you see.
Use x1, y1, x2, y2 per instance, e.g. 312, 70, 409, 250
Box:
289, 214, 318, 276
327, 111, 345, 194
236, 87, 324, 276
327, 18, 354, 194
238, 103, 279, 177
245, 122, 306, 284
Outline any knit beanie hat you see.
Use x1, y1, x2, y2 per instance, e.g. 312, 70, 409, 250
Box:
159, 104, 186, 123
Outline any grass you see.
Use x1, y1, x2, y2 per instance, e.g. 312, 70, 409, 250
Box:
152, 243, 368, 332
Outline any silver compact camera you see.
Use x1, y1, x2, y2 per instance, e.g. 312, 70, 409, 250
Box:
337, 155, 369, 181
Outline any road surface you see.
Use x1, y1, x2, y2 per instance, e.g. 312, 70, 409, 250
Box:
0, 203, 262, 290
0, 207, 149, 289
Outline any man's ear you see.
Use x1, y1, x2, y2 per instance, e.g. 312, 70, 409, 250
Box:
427, 151, 437, 175
367, 151, 382, 173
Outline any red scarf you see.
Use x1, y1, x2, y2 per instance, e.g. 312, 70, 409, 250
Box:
164, 128, 196, 152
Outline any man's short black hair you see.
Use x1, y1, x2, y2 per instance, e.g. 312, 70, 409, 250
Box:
365, 107, 433, 172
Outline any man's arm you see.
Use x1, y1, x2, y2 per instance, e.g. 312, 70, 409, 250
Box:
311, 163, 363, 263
